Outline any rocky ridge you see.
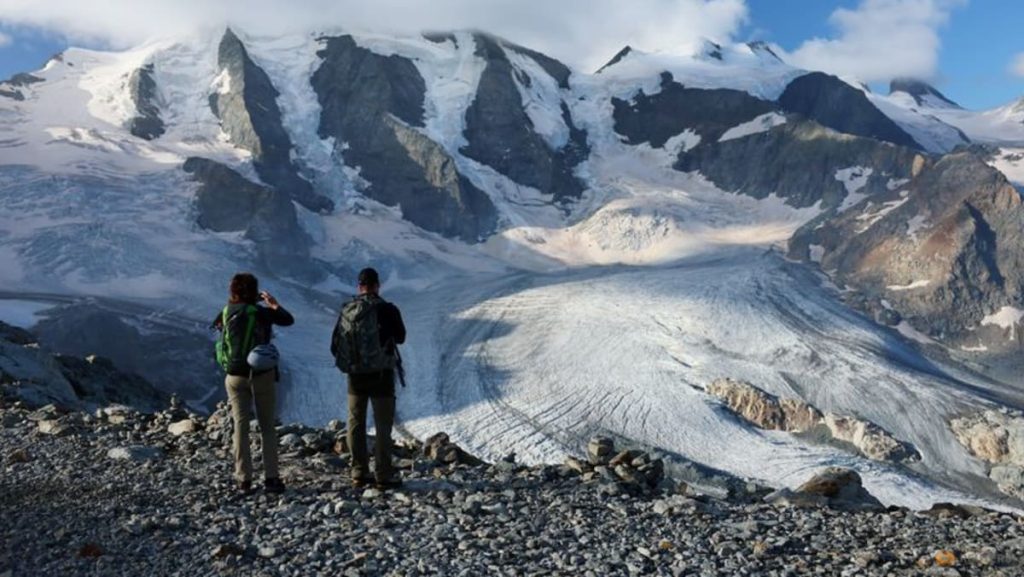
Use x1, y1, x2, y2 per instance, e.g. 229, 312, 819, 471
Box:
951, 410, 1024, 500
2, 389, 1022, 576
707, 378, 920, 463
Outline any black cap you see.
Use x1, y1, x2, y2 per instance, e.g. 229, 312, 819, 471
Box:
357, 267, 380, 286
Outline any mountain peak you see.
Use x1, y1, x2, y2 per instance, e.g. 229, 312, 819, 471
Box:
596, 46, 633, 74
889, 78, 961, 109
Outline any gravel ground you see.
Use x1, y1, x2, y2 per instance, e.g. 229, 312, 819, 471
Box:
1, 399, 1022, 577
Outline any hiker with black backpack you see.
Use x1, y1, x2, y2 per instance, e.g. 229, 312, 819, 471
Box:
212, 273, 294, 494
330, 267, 406, 489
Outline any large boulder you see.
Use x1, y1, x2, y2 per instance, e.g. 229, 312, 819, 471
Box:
210, 29, 331, 213
312, 35, 497, 241
765, 467, 883, 511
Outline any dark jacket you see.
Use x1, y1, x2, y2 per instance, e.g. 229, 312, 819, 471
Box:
212, 303, 294, 377
335, 294, 406, 396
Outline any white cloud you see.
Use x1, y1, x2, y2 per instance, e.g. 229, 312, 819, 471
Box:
785, 0, 964, 83
0, 0, 748, 71
0, 31, 12, 48
1010, 53, 1024, 78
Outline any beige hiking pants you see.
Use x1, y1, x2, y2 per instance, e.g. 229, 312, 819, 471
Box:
225, 371, 279, 483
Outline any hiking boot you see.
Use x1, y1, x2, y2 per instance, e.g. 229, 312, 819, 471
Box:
237, 480, 253, 494
264, 477, 286, 494
375, 477, 403, 490
351, 476, 372, 489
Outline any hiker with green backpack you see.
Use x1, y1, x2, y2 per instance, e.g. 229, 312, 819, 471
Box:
331, 267, 406, 489
212, 273, 294, 494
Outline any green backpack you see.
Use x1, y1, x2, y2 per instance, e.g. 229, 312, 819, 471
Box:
215, 304, 259, 374
331, 295, 395, 374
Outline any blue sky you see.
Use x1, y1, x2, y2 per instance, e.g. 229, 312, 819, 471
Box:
0, 0, 1020, 110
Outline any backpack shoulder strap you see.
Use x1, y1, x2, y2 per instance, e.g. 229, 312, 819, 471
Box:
242, 305, 258, 353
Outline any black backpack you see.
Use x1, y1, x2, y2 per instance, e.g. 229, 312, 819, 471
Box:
331, 295, 395, 374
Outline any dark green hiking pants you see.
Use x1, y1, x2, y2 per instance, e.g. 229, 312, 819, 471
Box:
347, 371, 396, 482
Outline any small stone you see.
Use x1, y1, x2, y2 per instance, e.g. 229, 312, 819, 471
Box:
6, 448, 31, 464
327, 419, 344, 431
78, 543, 104, 558
362, 488, 383, 499
934, 550, 957, 567
279, 433, 302, 447
107, 446, 163, 462
37, 419, 69, 436
587, 436, 615, 465
258, 546, 277, 558
964, 547, 997, 567
658, 539, 673, 551
167, 419, 197, 436
752, 541, 770, 557
853, 550, 879, 567
564, 456, 591, 474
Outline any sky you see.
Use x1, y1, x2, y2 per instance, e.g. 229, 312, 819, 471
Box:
0, 0, 1020, 110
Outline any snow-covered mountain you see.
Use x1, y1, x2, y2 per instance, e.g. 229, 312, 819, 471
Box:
3, 28, 1024, 509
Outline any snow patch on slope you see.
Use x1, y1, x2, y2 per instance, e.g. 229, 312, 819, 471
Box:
719, 112, 786, 142
835, 166, 873, 212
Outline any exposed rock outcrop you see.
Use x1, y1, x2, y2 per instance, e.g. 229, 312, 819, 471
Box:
951, 410, 1024, 499
596, 46, 633, 74
127, 64, 165, 140
312, 35, 497, 241
889, 78, 961, 109
183, 156, 313, 278
0, 321, 165, 412
676, 119, 923, 209
460, 34, 588, 203
707, 378, 821, 432
613, 72, 776, 148
0, 72, 43, 101
31, 303, 220, 411
210, 29, 331, 213
778, 72, 921, 149
707, 378, 918, 462
792, 150, 1024, 348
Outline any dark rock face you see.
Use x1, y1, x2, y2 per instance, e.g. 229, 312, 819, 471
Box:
596, 46, 633, 74
0, 72, 43, 101
746, 41, 783, 62
3, 319, 167, 412
503, 41, 572, 90
889, 78, 961, 109
312, 35, 497, 241
127, 64, 165, 140
460, 34, 588, 203
422, 32, 458, 46
183, 157, 312, 277
676, 120, 924, 209
792, 150, 1024, 345
54, 354, 167, 411
210, 29, 332, 213
779, 72, 921, 150
613, 72, 776, 148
